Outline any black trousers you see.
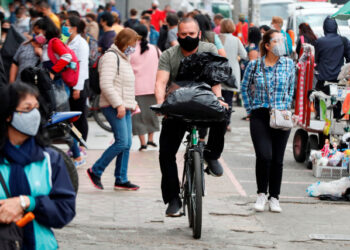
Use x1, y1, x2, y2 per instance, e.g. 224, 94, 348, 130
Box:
159, 117, 226, 204
69, 81, 89, 142
250, 108, 290, 199
222, 90, 233, 125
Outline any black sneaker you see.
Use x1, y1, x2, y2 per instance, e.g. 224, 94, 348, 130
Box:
147, 141, 158, 147
205, 159, 223, 177
87, 168, 104, 189
166, 197, 182, 217
139, 145, 147, 151
114, 181, 140, 191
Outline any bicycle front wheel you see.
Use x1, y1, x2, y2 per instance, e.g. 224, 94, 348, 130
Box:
191, 151, 203, 239
92, 95, 112, 132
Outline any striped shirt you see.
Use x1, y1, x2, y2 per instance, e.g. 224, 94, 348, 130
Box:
241, 56, 295, 115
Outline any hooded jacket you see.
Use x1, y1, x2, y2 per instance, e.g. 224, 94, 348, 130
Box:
315, 17, 350, 81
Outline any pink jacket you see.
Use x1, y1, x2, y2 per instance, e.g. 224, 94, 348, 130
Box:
130, 42, 161, 96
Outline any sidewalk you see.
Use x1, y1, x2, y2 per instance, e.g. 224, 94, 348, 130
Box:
55, 149, 350, 250
54, 119, 350, 249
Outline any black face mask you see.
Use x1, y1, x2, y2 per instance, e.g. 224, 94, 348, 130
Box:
152, 6, 157, 10
177, 35, 200, 52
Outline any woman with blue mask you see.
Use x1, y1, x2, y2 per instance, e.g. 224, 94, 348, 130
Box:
64, 16, 90, 166
0, 82, 75, 249
87, 28, 141, 191
241, 29, 295, 213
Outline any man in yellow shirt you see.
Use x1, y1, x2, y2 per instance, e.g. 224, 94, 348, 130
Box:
35, 0, 60, 29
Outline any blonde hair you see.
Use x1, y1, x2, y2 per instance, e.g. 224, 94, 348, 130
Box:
271, 16, 283, 27
220, 19, 235, 33
115, 28, 141, 51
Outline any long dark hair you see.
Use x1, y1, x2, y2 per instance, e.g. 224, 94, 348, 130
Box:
0, 82, 48, 151
68, 15, 86, 34
248, 26, 261, 46
299, 22, 317, 41
33, 16, 61, 41
133, 24, 149, 54
260, 29, 279, 57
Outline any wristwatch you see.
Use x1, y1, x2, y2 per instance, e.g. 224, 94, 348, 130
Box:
217, 97, 225, 102
19, 195, 27, 210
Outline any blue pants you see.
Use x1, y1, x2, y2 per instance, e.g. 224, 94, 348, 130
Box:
92, 107, 132, 184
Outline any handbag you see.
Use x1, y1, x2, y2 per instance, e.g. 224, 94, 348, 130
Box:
261, 59, 293, 131
0, 172, 23, 250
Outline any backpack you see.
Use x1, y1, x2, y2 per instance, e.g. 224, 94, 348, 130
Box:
47, 38, 79, 87
89, 49, 119, 95
85, 33, 100, 67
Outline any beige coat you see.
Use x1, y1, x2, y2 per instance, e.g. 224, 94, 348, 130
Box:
99, 44, 137, 110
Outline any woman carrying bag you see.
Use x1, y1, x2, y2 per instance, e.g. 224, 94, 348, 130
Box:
241, 29, 295, 213
0, 82, 76, 249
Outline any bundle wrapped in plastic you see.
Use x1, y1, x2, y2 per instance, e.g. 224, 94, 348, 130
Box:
306, 177, 350, 197
160, 82, 226, 122
176, 52, 237, 88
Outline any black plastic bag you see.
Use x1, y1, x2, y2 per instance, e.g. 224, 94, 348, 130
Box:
160, 82, 226, 122
176, 52, 237, 88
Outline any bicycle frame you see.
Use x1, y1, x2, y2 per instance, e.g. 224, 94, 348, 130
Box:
180, 125, 205, 216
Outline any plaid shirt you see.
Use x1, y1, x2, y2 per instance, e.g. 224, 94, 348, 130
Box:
241, 56, 295, 115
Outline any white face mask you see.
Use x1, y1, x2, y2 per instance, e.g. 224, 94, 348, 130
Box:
124, 46, 136, 56
270, 35, 286, 57
11, 109, 41, 136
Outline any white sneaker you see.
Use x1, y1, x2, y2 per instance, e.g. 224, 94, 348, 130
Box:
254, 193, 267, 212
269, 197, 282, 213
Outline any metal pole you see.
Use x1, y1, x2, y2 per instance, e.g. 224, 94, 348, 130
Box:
248, 0, 253, 24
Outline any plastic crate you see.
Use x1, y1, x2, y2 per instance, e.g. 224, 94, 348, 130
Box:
313, 164, 349, 179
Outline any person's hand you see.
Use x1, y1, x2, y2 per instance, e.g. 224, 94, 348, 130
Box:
0, 197, 25, 224
219, 100, 229, 109
117, 105, 126, 119
132, 104, 139, 112
72, 90, 80, 100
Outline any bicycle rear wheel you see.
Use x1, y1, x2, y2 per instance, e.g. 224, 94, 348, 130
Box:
191, 151, 202, 239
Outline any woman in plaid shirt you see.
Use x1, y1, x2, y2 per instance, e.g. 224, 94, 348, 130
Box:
241, 29, 295, 213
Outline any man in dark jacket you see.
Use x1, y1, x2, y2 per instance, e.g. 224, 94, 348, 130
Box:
315, 17, 350, 89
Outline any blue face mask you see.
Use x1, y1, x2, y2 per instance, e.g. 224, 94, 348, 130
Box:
62, 26, 71, 37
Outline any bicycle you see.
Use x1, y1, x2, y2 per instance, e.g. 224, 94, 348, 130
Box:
181, 124, 205, 239
150, 105, 208, 239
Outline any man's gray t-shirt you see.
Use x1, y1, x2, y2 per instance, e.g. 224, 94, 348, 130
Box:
165, 27, 178, 49
158, 41, 218, 84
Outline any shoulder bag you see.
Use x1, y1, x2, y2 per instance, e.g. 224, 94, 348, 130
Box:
261, 59, 293, 131
0, 172, 23, 250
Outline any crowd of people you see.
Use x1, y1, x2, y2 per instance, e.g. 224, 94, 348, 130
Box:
0, 0, 350, 248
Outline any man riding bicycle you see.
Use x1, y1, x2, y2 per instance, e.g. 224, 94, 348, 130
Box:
155, 18, 228, 217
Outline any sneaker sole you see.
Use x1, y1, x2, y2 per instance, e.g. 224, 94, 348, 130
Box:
114, 186, 139, 191
86, 170, 103, 190
254, 207, 265, 212
206, 167, 223, 177
269, 208, 282, 213
166, 212, 182, 217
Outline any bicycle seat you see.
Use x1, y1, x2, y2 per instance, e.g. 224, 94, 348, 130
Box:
46, 111, 82, 126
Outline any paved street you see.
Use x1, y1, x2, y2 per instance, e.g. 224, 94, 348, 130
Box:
54, 108, 350, 250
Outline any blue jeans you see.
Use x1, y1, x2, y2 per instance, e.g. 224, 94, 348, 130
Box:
92, 107, 132, 184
